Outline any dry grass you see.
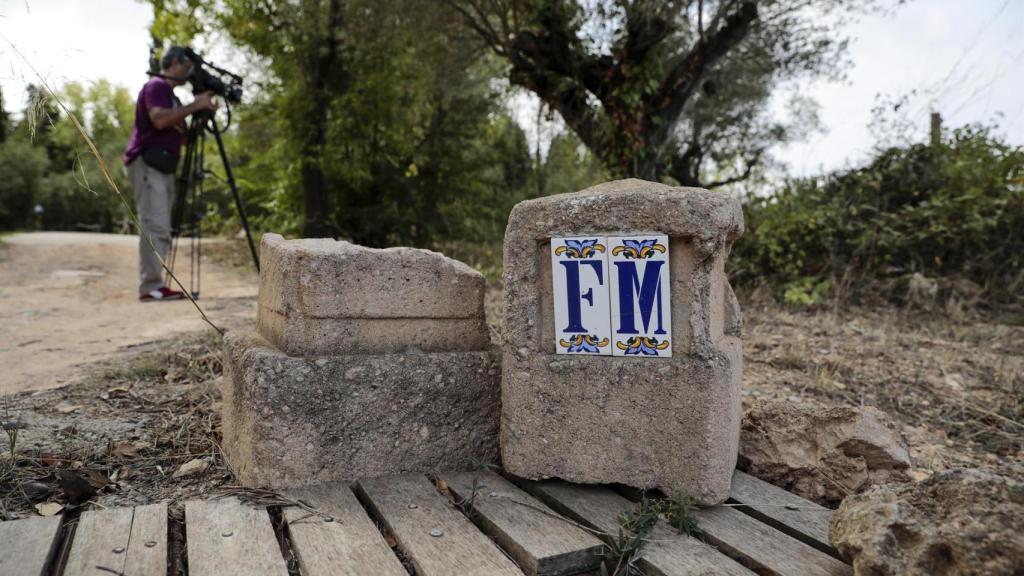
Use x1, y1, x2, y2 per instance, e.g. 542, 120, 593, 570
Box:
0, 332, 232, 519
742, 303, 1024, 476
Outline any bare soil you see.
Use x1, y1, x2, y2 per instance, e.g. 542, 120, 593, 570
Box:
1, 234, 1021, 520
0, 232, 257, 395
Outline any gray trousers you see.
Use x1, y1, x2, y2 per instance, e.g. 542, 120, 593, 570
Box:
127, 159, 174, 294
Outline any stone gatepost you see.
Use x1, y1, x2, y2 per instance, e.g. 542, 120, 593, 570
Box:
501, 179, 744, 504
222, 234, 500, 487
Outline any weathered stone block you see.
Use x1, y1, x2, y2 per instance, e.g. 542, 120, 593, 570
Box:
222, 330, 501, 488
257, 233, 490, 356
501, 179, 744, 504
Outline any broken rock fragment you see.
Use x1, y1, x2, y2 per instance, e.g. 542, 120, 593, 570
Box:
830, 468, 1024, 576
739, 399, 912, 506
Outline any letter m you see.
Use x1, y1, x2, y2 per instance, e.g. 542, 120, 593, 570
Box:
614, 261, 666, 335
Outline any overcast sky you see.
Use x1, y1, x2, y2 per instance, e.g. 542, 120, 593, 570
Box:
1, 0, 1022, 176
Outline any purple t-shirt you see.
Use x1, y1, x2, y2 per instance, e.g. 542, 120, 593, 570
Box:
124, 77, 182, 165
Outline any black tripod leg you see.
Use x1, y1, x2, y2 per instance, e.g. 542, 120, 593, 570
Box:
168, 116, 203, 286
209, 121, 260, 272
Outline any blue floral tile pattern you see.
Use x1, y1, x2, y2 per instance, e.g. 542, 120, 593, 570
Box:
558, 334, 610, 353
611, 238, 667, 259
554, 238, 607, 259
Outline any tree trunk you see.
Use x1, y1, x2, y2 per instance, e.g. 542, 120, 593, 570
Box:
299, 0, 342, 239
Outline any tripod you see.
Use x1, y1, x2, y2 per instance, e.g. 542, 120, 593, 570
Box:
167, 109, 260, 298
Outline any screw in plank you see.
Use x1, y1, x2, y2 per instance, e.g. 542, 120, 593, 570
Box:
407, 503, 419, 509
222, 530, 234, 538
144, 541, 158, 548
112, 546, 125, 554
429, 528, 443, 538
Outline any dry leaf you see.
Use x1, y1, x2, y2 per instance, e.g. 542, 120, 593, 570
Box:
172, 458, 209, 479
101, 387, 131, 400
82, 469, 110, 489
111, 441, 150, 458
35, 502, 64, 516
55, 401, 81, 414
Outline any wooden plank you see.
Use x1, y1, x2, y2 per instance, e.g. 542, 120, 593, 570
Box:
283, 482, 406, 576
729, 470, 836, 555
442, 471, 603, 576
523, 480, 755, 576
64, 507, 135, 576
0, 515, 63, 576
123, 503, 168, 576
356, 473, 524, 576
185, 497, 289, 576
695, 506, 852, 576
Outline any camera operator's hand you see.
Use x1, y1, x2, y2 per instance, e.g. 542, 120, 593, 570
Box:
192, 91, 219, 112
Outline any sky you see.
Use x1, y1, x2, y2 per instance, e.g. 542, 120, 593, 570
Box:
1, 0, 1022, 177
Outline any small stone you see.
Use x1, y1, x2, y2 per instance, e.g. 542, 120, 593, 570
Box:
419, 426, 430, 439
407, 503, 418, 509
144, 541, 157, 548
112, 547, 125, 554
222, 531, 233, 538
34, 502, 63, 516
430, 528, 443, 537
281, 405, 291, 414
323, 516, 334, 522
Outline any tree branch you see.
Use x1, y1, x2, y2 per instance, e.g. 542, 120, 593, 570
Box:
649, 1, 758, 150
705, 152, 763, 188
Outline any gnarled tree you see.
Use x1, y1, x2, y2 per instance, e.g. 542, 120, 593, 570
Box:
449, 0, 878, 186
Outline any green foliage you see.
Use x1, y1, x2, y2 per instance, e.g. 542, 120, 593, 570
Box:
662, 490, 702, 537
599, 490, 703, 576
0, 140, 49, 229
601, 494, 661, 576
782, 277, 833, 307
731, 124, 1024, 307
0, 81, 135, 232
455, 0, 879, 185
148, 0, 549, 247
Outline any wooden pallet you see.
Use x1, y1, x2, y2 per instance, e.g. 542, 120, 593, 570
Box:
0, 470, 851, 576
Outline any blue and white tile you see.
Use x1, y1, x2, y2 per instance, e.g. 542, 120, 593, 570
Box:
608, 235, 672, 357
550, 237, 612, 355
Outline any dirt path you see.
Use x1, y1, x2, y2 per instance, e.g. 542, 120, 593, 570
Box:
0, 232, 257, 395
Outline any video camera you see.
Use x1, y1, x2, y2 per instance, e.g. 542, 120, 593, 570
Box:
183, 47, 243, 105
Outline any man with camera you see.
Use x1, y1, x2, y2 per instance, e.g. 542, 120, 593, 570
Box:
124, 46, 218, 302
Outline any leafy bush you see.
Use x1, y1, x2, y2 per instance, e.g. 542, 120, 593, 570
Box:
0, 140, 48, 229
730, 124, 1024, 307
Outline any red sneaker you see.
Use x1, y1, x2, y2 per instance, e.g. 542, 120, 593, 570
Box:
140, 287, 186, 302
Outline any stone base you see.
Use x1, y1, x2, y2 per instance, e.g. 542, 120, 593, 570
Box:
500, 337, 742, 505
222, 330, 500, 488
